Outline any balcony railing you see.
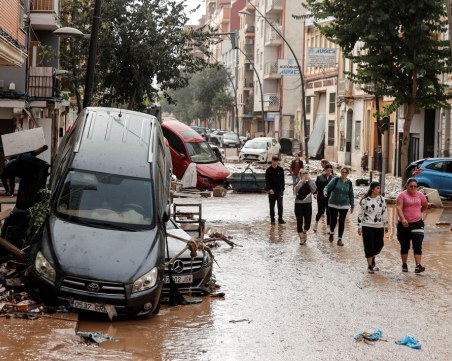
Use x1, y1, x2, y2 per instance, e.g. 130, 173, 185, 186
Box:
265, 27, 283, 47
28, 66, 54, 98
30, 0, 59, 30
264, 61, 281, 78
266, 0, 283, 14
264, 93, 280, 111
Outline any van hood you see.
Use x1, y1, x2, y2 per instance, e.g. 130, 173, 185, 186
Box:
196, 162, 230, 180
43, 217, 162, 283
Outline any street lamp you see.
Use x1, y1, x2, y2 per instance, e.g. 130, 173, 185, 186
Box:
240, 2, 309, 163
52, 0, 102, 110
235, 44, 265, 137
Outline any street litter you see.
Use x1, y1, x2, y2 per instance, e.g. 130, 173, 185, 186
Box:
76, 331, 114, 344
354, 328, 386, 344
395, 335, 422, 349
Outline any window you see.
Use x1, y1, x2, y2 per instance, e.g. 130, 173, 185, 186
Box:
354, 120, 361, 150
306, 119, 311, 134
162, 128, 186, 155
305, 97, 311, 114
56, 170, 153, 229
19, 0, 25, 29
329, 93, 336, 113
427, 162, 444, 172
328, 119, 335, 146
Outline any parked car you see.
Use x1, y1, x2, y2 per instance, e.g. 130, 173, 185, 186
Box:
220, 132, 240, 148
162, 219, 213, 300
28, 107, 172, 317
407, 157, 452, 198
191, 126, 211, 140
239, 137, 281, 163
209, 130, 227, 145
162, 120, 230, 189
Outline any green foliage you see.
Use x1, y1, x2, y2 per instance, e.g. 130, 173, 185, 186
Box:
59, 0, 212, 111
27, 188, 51, 241
303, 0, 452, 113
162, 66, 235, 123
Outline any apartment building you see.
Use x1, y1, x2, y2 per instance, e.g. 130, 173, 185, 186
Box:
0, 0, 66, 163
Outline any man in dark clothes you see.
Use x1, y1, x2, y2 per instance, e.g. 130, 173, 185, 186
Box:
265, 155, 286, 224
1, 145, 48, 196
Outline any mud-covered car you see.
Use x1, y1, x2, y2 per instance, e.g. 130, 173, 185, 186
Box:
162, 219, 213, 299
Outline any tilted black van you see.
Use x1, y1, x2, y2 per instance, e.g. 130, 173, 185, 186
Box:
29, 107, 172, 317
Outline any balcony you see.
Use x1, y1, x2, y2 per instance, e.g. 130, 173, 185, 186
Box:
245, 26, 255, 38
264, 93, 280, 111
0, 35, 27, 66
30, 0, 60, 30
244, 80, 253, 89
242, 104, 254, 117
266, 0, 283, 15
265, 27, 283, 47
338, 79, 352, 97
264, 61, 281, 79
28, 67, 54, 98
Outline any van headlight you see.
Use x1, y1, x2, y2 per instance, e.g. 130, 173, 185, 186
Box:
35, 251, 56, 283
132, 267, 158, 293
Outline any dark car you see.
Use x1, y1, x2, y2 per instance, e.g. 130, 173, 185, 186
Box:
162, 219, 213, 300
407, 158, 452, 198
29, 108, 172, 318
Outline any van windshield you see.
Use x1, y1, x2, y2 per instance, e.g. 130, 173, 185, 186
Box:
185, 141, 219, 164
55, 170, 153, 229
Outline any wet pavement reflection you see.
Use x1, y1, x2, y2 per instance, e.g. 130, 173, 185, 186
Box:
1, 189, 451, 360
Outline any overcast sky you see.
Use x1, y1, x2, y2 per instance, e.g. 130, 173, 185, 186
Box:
181, 0, 205, 25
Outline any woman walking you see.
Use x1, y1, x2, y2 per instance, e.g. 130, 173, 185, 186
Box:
396, 178, 428, 273
357, 181, 388, 273
323, 167, 354, 246
313, 163, 334, 232
294, 169, 316, 244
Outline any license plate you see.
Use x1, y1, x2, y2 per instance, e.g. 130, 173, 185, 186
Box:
70, 299, 108, 313
163, 274, 193, 284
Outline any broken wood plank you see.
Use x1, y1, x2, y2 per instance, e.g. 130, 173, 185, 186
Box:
0, 236, 26, 258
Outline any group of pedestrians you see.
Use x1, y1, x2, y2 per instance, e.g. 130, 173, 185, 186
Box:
265, 155, 428, 274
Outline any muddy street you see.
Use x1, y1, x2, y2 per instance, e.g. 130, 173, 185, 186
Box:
1, 190, 451, 361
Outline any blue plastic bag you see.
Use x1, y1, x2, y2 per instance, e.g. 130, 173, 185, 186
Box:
395, 335, 422, 349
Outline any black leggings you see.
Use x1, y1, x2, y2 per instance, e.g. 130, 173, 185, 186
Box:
397, 220, 424, 255
328, 206, 348, 238
315, 201, 330, 225
362, 226, 384, 258
294, 202, 312, 232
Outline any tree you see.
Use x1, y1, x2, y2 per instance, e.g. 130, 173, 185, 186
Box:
60, 0, 211, 111
162, 66, 235, 126
303, 0, 452, 182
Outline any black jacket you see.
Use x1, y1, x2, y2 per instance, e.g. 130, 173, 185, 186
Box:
265, 165, 285, 193
315, 173, 334, 202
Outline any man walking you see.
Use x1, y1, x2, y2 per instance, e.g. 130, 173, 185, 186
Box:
265, 155, 286, 224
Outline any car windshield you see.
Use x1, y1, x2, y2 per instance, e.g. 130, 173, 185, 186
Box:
223, 133, 239, 140
55, 170, 153, 229
245, 140, 267, 149
185, 141, 218, 163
